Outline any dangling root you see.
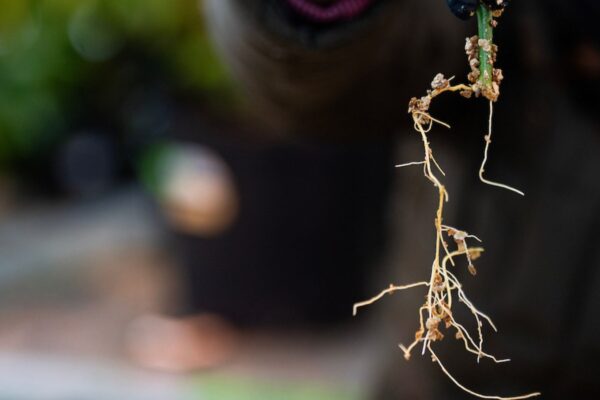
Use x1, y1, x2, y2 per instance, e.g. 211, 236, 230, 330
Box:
353, 71, 540, 399
353, 5, 539, 397
479, 101, 525, 196
428, 344, 541, 400
353, 282, 429, 316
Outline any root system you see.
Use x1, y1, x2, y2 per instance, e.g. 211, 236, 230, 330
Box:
353, 4, 539, 399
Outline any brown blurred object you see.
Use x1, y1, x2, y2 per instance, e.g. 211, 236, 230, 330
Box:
159, 145, 239, 237
203, 0, 467, 138
125, 313, 239, 372
573, 42, 600, 78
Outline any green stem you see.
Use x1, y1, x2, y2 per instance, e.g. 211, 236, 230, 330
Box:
476, 4, 494, 96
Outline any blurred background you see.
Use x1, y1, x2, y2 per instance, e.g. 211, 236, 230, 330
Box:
0, 0, 598, 399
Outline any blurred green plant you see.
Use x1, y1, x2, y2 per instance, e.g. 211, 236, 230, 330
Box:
0, 0, 233, 169
190, 375, 362, 400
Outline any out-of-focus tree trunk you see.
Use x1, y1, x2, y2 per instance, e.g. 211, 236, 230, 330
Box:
203, 0, 466, 138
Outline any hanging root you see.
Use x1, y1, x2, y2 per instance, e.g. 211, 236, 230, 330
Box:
353, 282, 429, 316
479, 101, 525, 196
354, 97, 539, 398
352, 6, 539, 398
429, 343, 541, 400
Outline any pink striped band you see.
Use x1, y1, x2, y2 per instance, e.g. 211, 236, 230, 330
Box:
285, 0, 375, 23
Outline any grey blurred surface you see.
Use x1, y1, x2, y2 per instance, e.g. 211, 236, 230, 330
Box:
0, 352, 184, 400
0, 190, 161, 288
0, 188, 387, 400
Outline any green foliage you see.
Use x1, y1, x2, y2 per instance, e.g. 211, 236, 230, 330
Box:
0, 0, 233, 167
189, 375, 361, 400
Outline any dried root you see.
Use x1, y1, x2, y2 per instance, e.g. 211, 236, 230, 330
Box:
353, 6, 539, 399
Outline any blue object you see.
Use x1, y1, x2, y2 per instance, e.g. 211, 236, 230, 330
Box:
446, 0, 478, 20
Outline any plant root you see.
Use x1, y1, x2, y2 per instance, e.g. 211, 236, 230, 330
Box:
353, 7, 539, 396
428, 344, 541, 400
479, 101, 525, 196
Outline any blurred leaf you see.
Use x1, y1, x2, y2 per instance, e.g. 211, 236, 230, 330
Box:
68, 1, 124, 62
172, 33, 232, 92
0, 89, 64, 164
189, 375, 362, 400
0, 0, 233, 171
137, 141, 175, 197
105, 0, 184, 38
